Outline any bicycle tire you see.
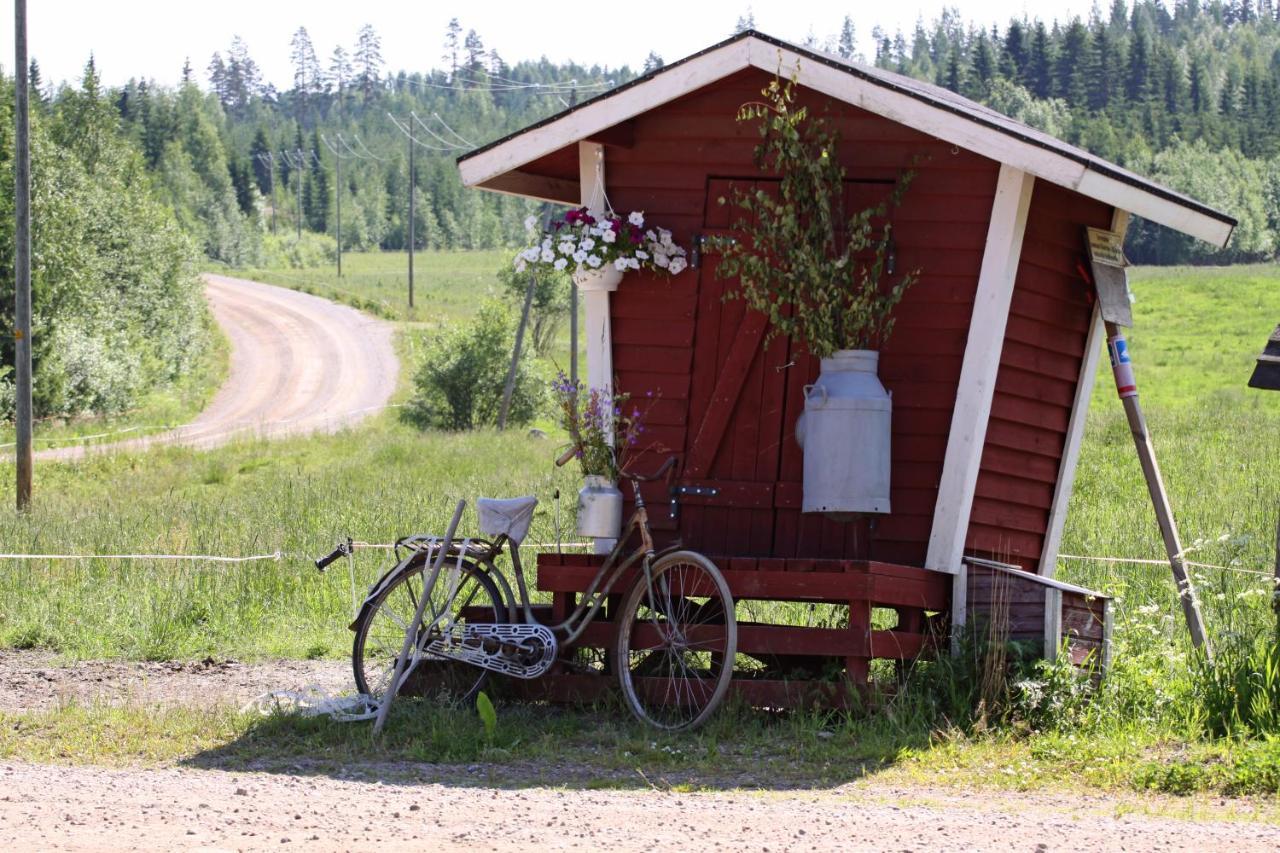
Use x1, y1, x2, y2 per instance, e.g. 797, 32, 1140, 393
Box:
614, 550, 737, 730
352, 552, 504, 706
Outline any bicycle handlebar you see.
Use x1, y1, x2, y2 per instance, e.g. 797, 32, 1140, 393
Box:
314, 539, 351, 572
623, 455, 677, 483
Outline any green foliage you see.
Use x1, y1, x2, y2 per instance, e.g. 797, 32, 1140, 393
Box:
1188, 635, 1280, 738
260, 231, 337, 269
716, 74, 915, 358
0, 64, 209, 421
476, 690, 498, 743
1128, 139, 1277, 263
403, 301, 545, 430
497, 262, 569, 357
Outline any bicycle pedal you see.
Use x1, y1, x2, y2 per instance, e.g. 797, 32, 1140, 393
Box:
425, 623, 557, 680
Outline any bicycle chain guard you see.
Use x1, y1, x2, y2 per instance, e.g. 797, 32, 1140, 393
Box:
423, 623, 558, 680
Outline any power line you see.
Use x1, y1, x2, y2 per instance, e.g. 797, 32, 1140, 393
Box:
350, 133, 391, 162
431, 112, 474, 147
411, 111, 469, 150
387, 112, 461, 151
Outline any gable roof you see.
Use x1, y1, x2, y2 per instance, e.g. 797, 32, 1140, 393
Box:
458, 30, 1235, 248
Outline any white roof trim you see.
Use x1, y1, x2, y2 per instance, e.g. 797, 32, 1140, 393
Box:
459, 34, 1233, 248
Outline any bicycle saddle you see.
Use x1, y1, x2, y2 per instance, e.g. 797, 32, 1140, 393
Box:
476, 496, 538, 544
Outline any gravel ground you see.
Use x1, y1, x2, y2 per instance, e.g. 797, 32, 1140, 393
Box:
1, 652, 1278, 851
0, 760, 1277, 852
0, 649, 350, 713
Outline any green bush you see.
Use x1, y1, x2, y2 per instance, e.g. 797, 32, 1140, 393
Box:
260, 231, 337, 269
1189, 634, 1280, 738
402, 301, 545, 431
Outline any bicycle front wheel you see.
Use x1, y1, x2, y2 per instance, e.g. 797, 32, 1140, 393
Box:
614, 550, 737, 730
352, 553, 504, 706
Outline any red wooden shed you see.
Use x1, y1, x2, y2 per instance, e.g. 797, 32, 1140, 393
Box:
457, 31, 1236, 703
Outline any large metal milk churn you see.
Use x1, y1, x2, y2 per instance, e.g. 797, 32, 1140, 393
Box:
795, 349, 892, 516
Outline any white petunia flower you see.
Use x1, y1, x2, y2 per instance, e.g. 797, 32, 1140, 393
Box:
541, 249, 555, 263
635, 250, 649, 260
580, 237, 596, 251
522, 247, 540, 261
614, 258, 629, 271
628, 211, 645, 227
668, 257, 687, 275
542, 237, 553, 249
573, 250, 588, 263
554, 257, 568, 271
514, 258, 528, 273
654, 253, 669, 268
524, 215, 538, 233
586, 254, 602, 268
627, 257, 641, 270
601, 229, 617, 244
559, 241, 576, 255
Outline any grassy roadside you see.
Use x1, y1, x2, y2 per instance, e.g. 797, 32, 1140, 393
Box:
0, 310, 231, 451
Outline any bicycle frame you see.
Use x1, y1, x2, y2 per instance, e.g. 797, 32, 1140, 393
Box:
385, 476, 678, 649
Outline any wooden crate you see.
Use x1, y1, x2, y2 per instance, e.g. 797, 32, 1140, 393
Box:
964, 557, 1112, 670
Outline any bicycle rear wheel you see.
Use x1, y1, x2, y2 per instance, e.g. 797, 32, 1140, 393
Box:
614, 550, 737, 730
352, 553, 504, 705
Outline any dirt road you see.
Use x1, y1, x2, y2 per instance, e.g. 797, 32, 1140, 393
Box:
1, 760, 1277, 851
39, 275, 398, 461
0, 651, 1277, 851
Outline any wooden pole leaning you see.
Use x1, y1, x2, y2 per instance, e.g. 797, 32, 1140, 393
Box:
1103, 318, 1211, 656
499, 272, 536, 429
373, 499, 466, 735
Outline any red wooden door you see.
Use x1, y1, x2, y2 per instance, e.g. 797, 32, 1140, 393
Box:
676, 178, 895, 561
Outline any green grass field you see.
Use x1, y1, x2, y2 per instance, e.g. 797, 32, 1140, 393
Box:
232, 249, 512, 324
0, 256, 1277, 795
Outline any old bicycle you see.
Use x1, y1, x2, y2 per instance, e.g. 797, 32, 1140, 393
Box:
315, 456, 738, 730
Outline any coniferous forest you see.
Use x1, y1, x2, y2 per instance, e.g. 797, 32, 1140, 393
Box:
4, 2, 1280, 417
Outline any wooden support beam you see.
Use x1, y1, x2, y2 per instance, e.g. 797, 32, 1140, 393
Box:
927, 165, 1035, 646
1040, 305, 1105, 578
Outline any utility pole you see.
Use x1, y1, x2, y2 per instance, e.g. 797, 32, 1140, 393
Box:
335, 142, 342, 277
14, 0, 34, 510
268, 153, 276, 235
407, 130, 415, 309
296, 149, 304, 242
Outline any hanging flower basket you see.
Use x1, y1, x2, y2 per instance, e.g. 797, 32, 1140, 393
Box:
514, 209, 688, 279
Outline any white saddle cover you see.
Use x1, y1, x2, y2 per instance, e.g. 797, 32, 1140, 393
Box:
476, 496, 538, 544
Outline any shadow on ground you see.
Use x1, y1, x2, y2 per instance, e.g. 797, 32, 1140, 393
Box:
181, 690, 926, 792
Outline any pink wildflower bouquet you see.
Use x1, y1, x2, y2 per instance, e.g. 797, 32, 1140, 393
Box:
514, 208, 688, 277
552, 371, 646, 481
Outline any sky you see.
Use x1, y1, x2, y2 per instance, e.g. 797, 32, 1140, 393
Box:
3, 0, 1109, 90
